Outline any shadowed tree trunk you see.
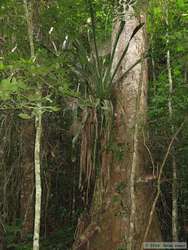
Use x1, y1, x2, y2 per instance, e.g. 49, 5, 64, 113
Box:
0, 217, 6, 250
73, 4, 162, 250
23, 1, 43, 249
20, 0, 36, 241
164, 1, 178, 242
20, 0, 41, 242
20, 121, 35, 239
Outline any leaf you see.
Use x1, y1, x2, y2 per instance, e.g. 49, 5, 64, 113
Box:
18, 113, 32, 120
177, 0, 185, 8
111, 22, 145, 83
153, 7, 161, 18
102, 21, 126, 89
113, 57, 145, 85
0, 91, 11, 101
49, 106, 61, 112
87, 0, 100, 77
0, 61, 5, 70
0, 78, 27, 95
27, 93, 41, 101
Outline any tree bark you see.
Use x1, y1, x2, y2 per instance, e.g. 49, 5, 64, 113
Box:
0, 218, 6, 250
75, 5, 162, 250
23, 1, 43, 249
20, 121, 35, 239
33, 110, 42, 250
20, 0, 36, 240
165, 1, 178, 242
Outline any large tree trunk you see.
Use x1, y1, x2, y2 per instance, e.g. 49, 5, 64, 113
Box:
74, 5, 162, 250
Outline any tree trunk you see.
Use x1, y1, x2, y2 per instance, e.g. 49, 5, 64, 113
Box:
0, 218, 6, 250
22, 2, 43, 249
20, 121, 35, 239
74, 5, 162, 250
165, 1, 178, 242
33, 111, 42, 250
172, 157, 178, 241
20, 0, 36, 240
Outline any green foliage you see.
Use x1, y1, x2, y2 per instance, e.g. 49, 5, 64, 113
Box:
107, 142, 126, 161
70, 1, 145, 177
72, 17, 144, 101
5, 220, 32, 250
41, 225, 75, 250
1, 0, 188, 248
115, 181, 127, 194
117, 245, 127, 250
0, 78, 27, 101
148, 0, 188, 238
18, 113, 32, 120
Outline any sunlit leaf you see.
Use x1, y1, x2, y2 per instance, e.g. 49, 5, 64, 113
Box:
18, 113, 32, 120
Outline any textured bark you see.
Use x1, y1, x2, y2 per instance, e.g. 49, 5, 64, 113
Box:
20, 0, 36, 239
33, 111, 42, 250
23, 1, 43, 249
77, 6, 162, 250
20, 121, 34, 239
0, 218, 6, 250
172, 157, 178, 241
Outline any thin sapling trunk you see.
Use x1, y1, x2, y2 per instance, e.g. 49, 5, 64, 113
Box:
23, 1, 42, 249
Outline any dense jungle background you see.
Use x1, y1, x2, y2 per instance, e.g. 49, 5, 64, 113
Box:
0, 0, 188, 249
